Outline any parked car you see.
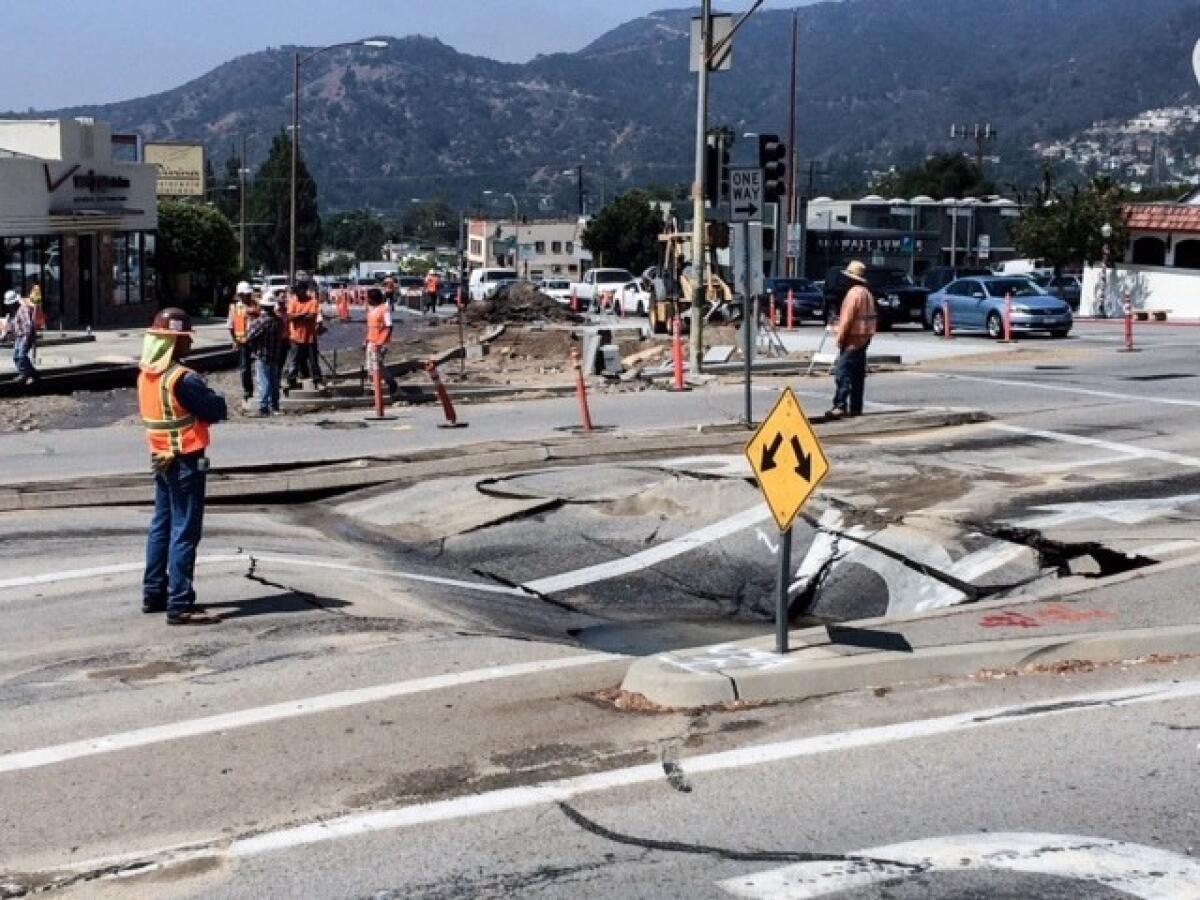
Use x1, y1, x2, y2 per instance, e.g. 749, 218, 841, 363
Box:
396, 275, 425, 309
926, 276, 1073, 339
1044, 274, 1082, 311
764, 277, 824, 323
468, 268, 519, 302
437, 279, 463, 304
574, 268, 635, 308
614, 281, 653, 315
824, 267, 929, 330
921, 266, 992, 294
538, 277, 575, 306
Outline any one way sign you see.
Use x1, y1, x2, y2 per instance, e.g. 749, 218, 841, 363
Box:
745, 388, 830, 531
729, 167, 763, 223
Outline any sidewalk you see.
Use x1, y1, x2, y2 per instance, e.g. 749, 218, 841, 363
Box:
622, 553, 1200, 707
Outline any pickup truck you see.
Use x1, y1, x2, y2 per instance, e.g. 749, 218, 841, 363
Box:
573, 268, 635, 309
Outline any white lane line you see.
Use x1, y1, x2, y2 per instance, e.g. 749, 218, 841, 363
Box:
0, 555, 246, 592
0, 553, 527, 600
524, 504, 771, 594
987, 423, 1200, 469
0, 653, 619, 775
916, 370, 1200, 409
719, 832, 1200, 899
54, 678, 1200, 877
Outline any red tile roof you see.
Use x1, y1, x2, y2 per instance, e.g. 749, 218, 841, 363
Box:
1124, 204, 1200, 234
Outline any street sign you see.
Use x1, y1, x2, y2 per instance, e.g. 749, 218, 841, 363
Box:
729, 167, 763, 223
732, 222, 765, 297
978, 233, 991, 260
519, 243, 536, 261
745, 387, 830, 532
690, 14, 734, 72
786, 222, 803, 258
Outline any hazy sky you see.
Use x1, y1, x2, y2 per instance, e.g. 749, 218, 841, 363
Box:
0, 0, 812, 111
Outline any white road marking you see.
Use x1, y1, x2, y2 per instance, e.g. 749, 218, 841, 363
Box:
1014, 494, 1200, 530
719, 832, 1200, 899
919, 370, 1200, 409
51, 678, 1200, 878
1139, 539, 1200, 558
0, 555, 245, 592
0, 653, 619, 775
988, 422, 1200, 469
524, 503, 772, 594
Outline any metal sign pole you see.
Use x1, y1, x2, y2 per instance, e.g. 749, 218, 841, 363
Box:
741, 222, 753, 427
777, 525, 792, 654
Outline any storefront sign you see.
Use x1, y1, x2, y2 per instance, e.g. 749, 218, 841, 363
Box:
73, 170, 131, 192
144, 142, 205, 197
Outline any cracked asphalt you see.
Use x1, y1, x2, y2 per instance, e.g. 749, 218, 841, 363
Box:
3, 321, 1200, 897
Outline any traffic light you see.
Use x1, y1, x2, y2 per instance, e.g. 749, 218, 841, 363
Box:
704, 133, 732, 203
758, 134, 787, 204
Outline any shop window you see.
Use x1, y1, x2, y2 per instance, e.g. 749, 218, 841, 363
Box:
142, 233, 158, 306
1131, 236, 1166, 266
112, 233, 145, 306
3, 237, 24, 299
1174, 239, 1200, 270
35, 236, 62, 322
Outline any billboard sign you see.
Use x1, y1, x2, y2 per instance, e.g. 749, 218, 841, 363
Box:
144, 142, 205, 197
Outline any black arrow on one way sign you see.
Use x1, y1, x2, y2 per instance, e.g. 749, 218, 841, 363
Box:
790, 435, 812, 482
735, 203, 759, 218
760, 433, 784, 472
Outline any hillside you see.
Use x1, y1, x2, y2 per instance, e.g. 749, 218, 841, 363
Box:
28, 0, 1200, 212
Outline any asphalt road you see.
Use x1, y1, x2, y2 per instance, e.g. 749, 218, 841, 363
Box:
3, 319, 1200, 897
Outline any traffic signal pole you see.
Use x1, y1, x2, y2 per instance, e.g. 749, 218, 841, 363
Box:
689, 0, 712, 371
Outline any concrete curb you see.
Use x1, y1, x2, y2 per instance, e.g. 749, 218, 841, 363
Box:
621, 623, 1200, 708
0, 407, 986, 511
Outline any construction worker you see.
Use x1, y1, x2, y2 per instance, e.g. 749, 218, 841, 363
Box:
3, 290, 39, 385
365, 287, 399, 398
246, 292, 285, 415
138, 308, 228, 626
424, 270, 441, 314
227, 281, 258, 401
382, 276, 398, 312
285, 279, 324, 391
29, 279, 45, 330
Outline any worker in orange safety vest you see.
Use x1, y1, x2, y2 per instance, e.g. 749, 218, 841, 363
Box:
227, 281, 258, 401
424, 271, 441, 314
365, 288, 400, 398
138, 308, 228, 626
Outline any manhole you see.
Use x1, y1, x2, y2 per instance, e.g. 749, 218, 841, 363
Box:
1034, 365, 1072, 371
316, 420, 369, 430
1122, 372, 1197, 382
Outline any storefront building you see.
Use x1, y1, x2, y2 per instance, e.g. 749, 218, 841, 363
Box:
0, 118, 158, 328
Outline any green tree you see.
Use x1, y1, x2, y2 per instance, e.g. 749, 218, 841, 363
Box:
246, 131, 321, 274
157, 201, 239, 312
317, 253, 355, 276
212, 147, 242, 223
401, 200, 457, 245
1011, 173, 1127, 274
875, 153, 995, 199
324, 210, 388, 260
581, 191, 663, 272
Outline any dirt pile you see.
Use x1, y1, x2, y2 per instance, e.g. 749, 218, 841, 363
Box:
464, 283, 583, 325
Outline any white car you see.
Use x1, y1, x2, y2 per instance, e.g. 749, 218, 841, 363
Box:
539, 278, 575, 305
265, 274, 290, 292
614, 281, 652, 316
574, 267, 635, 307
469, 268, 519, 302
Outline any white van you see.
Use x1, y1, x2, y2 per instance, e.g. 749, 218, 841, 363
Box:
992, 258, 1052, 279
469, 268, 519, 302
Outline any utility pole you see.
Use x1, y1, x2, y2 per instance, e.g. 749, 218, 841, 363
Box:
290, 51, 300, 286
576, 165, 584, 216
951, 123, 997, 174
239, 134, 247, 272
689, 0, 712, 370
783, 11, 797, 277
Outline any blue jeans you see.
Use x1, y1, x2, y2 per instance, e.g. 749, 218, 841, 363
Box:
13, 341, 36, 379
256, 358, 280, 413
832, 346, 868, 415
143, 453, 208, 613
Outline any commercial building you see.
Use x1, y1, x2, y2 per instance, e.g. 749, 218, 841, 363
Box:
0, 118, 159, 328
466, 218, 592, 279
801, 196, 1023, 280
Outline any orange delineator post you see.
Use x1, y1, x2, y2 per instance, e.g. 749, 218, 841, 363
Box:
786, 289, 795, 330
425, 359, 467, 428
943, 299, 953, 341
1123, 292, 1134, 351
769, 294, 778, 327
1002, 292, 1014, 343
371, 365, 385, 418
570, 289, 579, 314
671, 314, 688, 392
570, 346, 594, 432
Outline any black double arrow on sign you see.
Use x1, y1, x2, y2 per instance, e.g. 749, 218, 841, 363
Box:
759, 433, 812, 482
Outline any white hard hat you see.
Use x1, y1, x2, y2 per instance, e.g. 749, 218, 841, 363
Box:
3, 290, 18, 305
236, 280, 252, 295
259, 295, 279, 308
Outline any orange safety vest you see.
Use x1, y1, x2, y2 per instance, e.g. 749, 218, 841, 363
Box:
287, 297, 319, 344
366, 304, 392, 347
229, 302, 250, 343
138, 363, 211, 458
425, 274, 440, 294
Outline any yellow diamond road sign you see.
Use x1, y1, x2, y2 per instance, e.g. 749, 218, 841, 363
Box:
745, 388, 830, 532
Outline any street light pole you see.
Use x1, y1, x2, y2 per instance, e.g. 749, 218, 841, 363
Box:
289, 40, 387, 287
689, 0, 712, 370
239, 134, 248, 272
